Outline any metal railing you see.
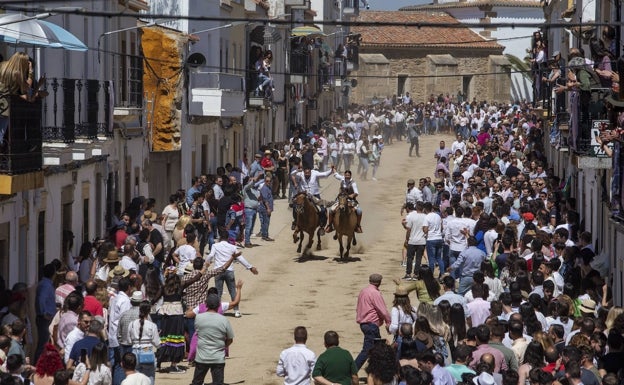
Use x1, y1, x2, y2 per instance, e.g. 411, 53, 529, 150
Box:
41, 78, 114, 143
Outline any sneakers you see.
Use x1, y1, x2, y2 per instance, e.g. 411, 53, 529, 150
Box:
262, 237, 275, 242
244, 243, 253, 248
169, 366, 186, 374
401, 261, 407, 267
402, 275, 411, 280
234, 311, 242, 318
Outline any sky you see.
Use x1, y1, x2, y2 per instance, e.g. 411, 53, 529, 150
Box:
367, 0, 428, 10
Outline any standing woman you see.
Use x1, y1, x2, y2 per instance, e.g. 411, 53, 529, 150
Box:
448, 303, 468, 360
161, 194, 180, 251
87, 343, 112, 385
156, 269, 187, 373
359, 137, 371, 180
143, 266, 164, 330
370, 138, 381, 181
0, 52, 45, 147
389, 288, 417, 357
129, 302, 160, 384
342, 135, 355, 172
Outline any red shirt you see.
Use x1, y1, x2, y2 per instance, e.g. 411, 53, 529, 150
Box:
83, 295, 104, 317
260, 157, 274, 169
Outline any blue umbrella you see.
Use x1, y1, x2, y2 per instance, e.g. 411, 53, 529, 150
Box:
0, 13, 87, 51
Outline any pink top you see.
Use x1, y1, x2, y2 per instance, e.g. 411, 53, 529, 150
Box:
470, 343, 508, 373
356, 284, 391, 326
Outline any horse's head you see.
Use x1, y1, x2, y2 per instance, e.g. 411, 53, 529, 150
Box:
293, 193, 306, 214
337, 194, 348, 211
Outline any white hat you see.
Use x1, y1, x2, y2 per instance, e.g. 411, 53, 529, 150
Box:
473, 372, 496, 385
130, 291, 144, 304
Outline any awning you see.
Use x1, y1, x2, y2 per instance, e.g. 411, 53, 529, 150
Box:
291, 26, 325, 37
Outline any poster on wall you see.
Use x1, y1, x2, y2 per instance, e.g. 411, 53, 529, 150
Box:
591, 120, 614, 158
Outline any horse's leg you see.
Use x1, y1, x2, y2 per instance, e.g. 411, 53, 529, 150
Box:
338, 233, 344, 259
352, 234, 357, 246
293, 230, 299, 243
315, 228, 322, 250
344, 234, 352, 258
297, 230, 304, 253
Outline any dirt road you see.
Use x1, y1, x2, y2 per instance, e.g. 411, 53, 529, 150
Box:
156, 133, 452, 384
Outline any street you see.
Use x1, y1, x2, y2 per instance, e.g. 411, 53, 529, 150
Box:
155, 133, 450, 384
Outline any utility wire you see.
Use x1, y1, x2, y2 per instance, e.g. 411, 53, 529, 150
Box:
0, 4, 617, 29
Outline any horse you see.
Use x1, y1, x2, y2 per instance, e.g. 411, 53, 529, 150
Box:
332, 193, 357, 259
292, 192, 322, 253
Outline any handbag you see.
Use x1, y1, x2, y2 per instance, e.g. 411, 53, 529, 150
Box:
136, 349, 155, 365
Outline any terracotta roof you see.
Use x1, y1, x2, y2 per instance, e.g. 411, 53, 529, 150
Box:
353, 11, 504, 50
401, 0, 541, 10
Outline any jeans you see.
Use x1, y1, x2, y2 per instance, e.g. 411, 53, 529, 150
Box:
191, 362, 225, 385
112, 345, 132, 385
258, 209, 271, 238
343, 154, 353, 172
227, 224, 240, 244
185, 317, 195, 349
406, 244, 425, 275
215, 270, 238, 311
457, 276, 474, 296
449, 250, 461, 278
35, 315, 51, 361
355, 323, 381, 369
208, 217, 218, 251
426, 239, 445, 276
244, 207, 257, 244
359, 156, 369, 179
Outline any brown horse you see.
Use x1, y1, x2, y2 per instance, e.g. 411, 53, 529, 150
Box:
292, 192, 322, 253
332, 194, 357, 259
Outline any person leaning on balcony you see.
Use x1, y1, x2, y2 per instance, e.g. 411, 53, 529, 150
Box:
0, 52, 47, 147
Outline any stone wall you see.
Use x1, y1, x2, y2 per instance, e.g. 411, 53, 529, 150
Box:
351, 49, 510, 105
141, 27, 186, 151
351, 62, 391, 105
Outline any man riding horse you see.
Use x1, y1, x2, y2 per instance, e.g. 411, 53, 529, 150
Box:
325, 170, 363, 234
293, 166, 335, 234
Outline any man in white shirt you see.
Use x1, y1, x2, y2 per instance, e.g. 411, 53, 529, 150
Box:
207, 229, 258, 318
109, 277, 133, 368
276, 326, 316, 385
119, 244, 139, 274
423, 202, 445, 276
63, 311, 93, 364
451, 134, 466, 156
402, 179, 423, 215
402, 202, 427, 280
294, 167, 335, 231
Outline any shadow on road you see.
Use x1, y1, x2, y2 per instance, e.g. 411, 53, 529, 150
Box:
332, 256, 362, 263
293, 253, 329, 262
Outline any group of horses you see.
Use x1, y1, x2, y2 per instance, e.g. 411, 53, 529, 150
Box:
292, 192, 358, 260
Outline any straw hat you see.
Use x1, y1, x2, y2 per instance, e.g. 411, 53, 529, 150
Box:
108, 265, 129, 279
141, 210, 157, 222
103, 250, 120, 264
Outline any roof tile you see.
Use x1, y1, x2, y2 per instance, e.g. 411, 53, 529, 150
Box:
352, 11, 504, 50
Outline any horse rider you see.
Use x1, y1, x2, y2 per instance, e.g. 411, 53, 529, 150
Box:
293, 165, 335, 234
325, 170, 363, 234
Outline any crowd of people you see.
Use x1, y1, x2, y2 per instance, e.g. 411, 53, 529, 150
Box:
0, 81, 618, 385
277, 96, 618, 385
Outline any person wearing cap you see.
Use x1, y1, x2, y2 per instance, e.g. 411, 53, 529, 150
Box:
276, 326, 316, 385
389, 286, 417, 357
249, 152, 264, 179
190, 294, 234, 385
401, 179, 423, 216
354, 273, 391, 369
261, 149, 276, 174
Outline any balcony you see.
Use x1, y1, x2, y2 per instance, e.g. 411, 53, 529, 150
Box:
0, 96, 44, 193
189, 71, 245, 118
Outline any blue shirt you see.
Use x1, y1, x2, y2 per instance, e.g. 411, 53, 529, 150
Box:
258, 184, 273, 212
69, 335, 101, 364
36, 277, 56, 317
450, 246, 486, 278
187, 186, 200, 206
